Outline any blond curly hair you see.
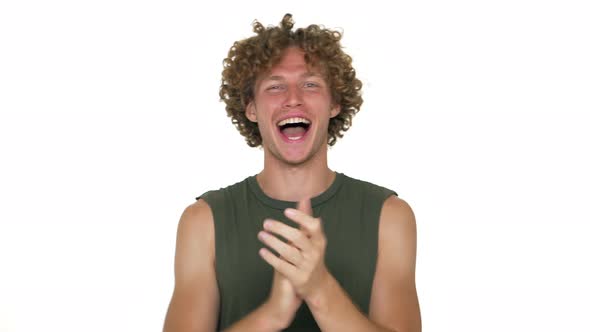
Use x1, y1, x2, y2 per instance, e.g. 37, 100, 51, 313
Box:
219, 13, 363, 147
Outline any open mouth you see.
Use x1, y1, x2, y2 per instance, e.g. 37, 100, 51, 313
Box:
277, 118, 312, 142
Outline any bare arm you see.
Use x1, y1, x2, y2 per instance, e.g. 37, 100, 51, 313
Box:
368, 196, 421, 331
305, 196, 421, 332
221, 297, 289, 332
163, 199, 299, 332
163, 200, 219, 332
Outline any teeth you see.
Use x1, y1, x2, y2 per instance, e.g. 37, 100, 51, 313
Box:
287, 136, 303, 140
277, 117, 311, 127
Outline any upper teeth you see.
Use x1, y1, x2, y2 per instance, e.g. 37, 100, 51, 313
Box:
277, 117, 311, 127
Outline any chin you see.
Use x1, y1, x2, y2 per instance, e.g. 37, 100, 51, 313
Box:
263, 131, 325, 165
264, 145, 308, 166
276, 152, 309, 166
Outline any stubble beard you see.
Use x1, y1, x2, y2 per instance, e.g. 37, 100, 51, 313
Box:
264, 131, 328, 168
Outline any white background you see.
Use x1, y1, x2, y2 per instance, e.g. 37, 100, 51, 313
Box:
1, 0, 589, 331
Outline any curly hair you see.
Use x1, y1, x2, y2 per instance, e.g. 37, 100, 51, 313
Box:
219, 13, 363, 147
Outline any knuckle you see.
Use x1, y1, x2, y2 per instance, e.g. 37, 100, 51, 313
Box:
294, 231, 304, 242
311, 219, 322, 232
289, 246, 299, 257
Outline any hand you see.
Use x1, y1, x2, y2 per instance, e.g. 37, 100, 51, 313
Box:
258, 198, 331, 301
263, 267, 303, 328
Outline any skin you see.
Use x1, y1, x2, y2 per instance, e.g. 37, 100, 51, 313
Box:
245, 47, 341, 203
163, 46, 421, 332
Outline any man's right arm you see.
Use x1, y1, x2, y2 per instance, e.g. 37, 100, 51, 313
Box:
162, 200, 220, 332
162, 199, 288, 332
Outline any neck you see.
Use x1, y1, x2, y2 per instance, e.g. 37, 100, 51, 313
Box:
256, 144, 335, 202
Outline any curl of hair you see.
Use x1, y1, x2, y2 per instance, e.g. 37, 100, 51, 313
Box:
219, 13, 363, 147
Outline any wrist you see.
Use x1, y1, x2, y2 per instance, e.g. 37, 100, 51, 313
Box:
305, 272, 337, 312
259, 301, 291, 330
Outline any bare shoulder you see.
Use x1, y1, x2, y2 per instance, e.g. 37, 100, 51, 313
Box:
163, 199, 219, 332
175, 199, 216, 280
377, 195, 417, 276
380, 195, 416, 234
179, 199, 214, 231
369, 195, 421, 331
180, 198, 214, 230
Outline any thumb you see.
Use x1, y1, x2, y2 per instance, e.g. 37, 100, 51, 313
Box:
296, 197, 313, 217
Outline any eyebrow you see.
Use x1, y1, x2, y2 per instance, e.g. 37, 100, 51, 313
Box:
261, 72, 322, 82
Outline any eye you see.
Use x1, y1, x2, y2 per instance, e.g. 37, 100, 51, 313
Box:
303, 82, 320, 88
266, 85, 284, 91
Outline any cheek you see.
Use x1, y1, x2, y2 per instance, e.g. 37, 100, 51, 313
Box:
253, 99, 280, 127
320, 118, 332, 132
256, 117, 277, 139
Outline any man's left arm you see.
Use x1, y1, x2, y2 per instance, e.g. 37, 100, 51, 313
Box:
303, 195, 421, 332
258, 196, 421, 332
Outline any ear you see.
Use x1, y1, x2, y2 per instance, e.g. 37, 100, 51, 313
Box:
245, 102, 258, 123
329, 104, 341, 118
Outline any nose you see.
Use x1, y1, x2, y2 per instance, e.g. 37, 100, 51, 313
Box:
283, 86, 303, 108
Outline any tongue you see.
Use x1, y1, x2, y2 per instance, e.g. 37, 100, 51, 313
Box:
282, 126, 306, 139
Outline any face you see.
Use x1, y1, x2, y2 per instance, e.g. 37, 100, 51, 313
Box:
245, 47, 341, 166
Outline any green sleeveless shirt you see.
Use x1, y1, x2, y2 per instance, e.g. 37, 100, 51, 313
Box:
196, 172, 397, 331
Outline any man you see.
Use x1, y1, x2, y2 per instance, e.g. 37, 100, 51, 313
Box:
163, 14, 421, 331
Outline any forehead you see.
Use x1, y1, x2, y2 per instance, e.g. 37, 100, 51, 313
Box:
261, 47, 325, 79
275, 47, 307, 67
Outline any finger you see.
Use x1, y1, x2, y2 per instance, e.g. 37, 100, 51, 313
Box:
284, 208, 323, 240
258, 247, 297, 278
263, 220, 312, 252
297, 197, 313, 216
258, 231, 302, 266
